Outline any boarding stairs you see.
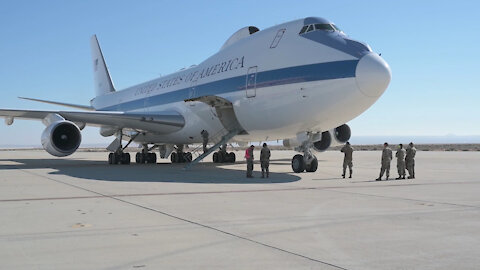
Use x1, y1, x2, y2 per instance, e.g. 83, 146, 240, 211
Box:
184, 128, 241, 170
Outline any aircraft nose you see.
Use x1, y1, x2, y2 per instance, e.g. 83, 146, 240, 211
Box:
355, 53, 391, 97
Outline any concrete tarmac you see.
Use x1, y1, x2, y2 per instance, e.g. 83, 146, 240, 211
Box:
0, 150, 479, 269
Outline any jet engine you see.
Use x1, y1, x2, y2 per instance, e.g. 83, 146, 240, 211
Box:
315, 124, 351, 150
41, 121, 82, 157
332, 124, 351, 144
283, 124, 351, 152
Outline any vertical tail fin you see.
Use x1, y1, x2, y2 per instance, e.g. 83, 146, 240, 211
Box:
91, 35, 116, 96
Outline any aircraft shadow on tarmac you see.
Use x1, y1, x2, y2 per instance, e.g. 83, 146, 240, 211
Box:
0, 158, 301, 184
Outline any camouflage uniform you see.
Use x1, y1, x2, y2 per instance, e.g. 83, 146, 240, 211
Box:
340, 144, 354, 178
377, 146, 393, 180
406, 145, 416, 179
260, 145, 271, 178
396, 147, 406, 179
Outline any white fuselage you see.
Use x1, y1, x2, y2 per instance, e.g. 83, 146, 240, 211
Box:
91, 17, 390, 145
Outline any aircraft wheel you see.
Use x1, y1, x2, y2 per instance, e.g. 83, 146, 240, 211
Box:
177, 152, 185, 163
213, 152, 218, 163
147, 153, 157, 164
108, 153, 113, 164
229, 152, 236, 163
135, 152, 144, 164
217, 151, 225, 163
292, 154, 305, 173
305, 156, 318, 172
121, 153, 130, 165
171, 152, 178, 163
112, 153, 120, 165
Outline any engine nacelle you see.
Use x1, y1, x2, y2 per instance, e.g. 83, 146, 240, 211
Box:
41, 121, 82, 157
332, 124, 351, 144
312, 131, 332, 152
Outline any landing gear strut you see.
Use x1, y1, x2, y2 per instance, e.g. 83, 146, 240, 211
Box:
213, 144, 236, 163
291, 137, 318, 173
108, 130, 132, 165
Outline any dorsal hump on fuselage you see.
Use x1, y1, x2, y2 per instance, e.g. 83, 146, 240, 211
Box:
220, 26, 260, 51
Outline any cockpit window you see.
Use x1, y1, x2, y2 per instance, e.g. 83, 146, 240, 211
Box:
299, 26, 308, 34
332, 24, 341, 32
315, 24, 335, 31
299, 23, 343, 35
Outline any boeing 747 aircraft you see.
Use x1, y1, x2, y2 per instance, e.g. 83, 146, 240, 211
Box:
0, 17, 391, 173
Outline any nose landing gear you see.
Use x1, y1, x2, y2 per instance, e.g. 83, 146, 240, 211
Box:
291, 138, 318, 173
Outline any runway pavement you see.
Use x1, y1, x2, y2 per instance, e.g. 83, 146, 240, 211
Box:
0, 149, 479, 269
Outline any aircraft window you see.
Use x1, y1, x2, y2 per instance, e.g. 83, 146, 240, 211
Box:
306, 25, 314, 33
332, 24, 342, 32
299, 26, 308, 34
315, 24, 335, 31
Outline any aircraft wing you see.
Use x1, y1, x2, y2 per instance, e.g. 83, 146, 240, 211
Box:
0, 109, 185, 134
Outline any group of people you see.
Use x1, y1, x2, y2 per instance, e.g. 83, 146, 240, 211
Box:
240, 141, 416, 180
376, 142, 416, 180
245, 143, 271, 178
340, 141, 416, 181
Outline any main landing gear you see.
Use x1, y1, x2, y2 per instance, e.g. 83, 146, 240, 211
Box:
291, 144, 318, 173
108, 151, 130, 165
170, 144, 193, 163
135, 144, 157, 164
108, 130, 134, 165
212, 144, 236, 163
213, 151, 236, 163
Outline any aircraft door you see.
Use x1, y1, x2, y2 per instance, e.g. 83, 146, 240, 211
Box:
246, 66, 257, 98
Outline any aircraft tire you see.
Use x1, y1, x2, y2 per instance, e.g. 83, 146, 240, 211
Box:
305, 156, 318, 172
171, 152, 178, 163
217, 151, 225, 163
122, 153, 131, 165
108, 153, 113, 164
292, 154, 305, 173
135, 152, 144, 164
229, 152, 236, 163
147, 153, 156, 164
213, 152, 218, 163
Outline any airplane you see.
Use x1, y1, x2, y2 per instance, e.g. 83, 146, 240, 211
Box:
0, 17, 391, 173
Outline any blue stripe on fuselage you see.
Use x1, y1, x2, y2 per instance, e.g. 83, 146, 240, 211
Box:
98, 60, 358, 111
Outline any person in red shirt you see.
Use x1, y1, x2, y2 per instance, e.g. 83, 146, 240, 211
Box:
245, 145, 255, 178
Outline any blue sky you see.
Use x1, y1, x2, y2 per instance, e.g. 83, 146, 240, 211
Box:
0, 0, 479, 146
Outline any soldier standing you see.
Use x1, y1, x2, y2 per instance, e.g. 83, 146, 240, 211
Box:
245, 145, 255, 178
376, 142, 393, 181
340, 142, 354, 178
406, 142, 416, 179
395, 144, 406, 179
260, 143, 271, 178
200, 130, 209, 153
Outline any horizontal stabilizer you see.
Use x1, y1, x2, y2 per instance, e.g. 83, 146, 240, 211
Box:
19, 97, 94, 111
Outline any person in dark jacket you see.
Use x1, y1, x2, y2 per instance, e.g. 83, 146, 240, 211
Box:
260, 143, 271, 178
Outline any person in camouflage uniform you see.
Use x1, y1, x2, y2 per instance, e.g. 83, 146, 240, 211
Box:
340, 142, 354, 178
376, 142, 393, 181
406, 142, 416, 179
395, 144, 406, 179
260, 143, 271, 178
